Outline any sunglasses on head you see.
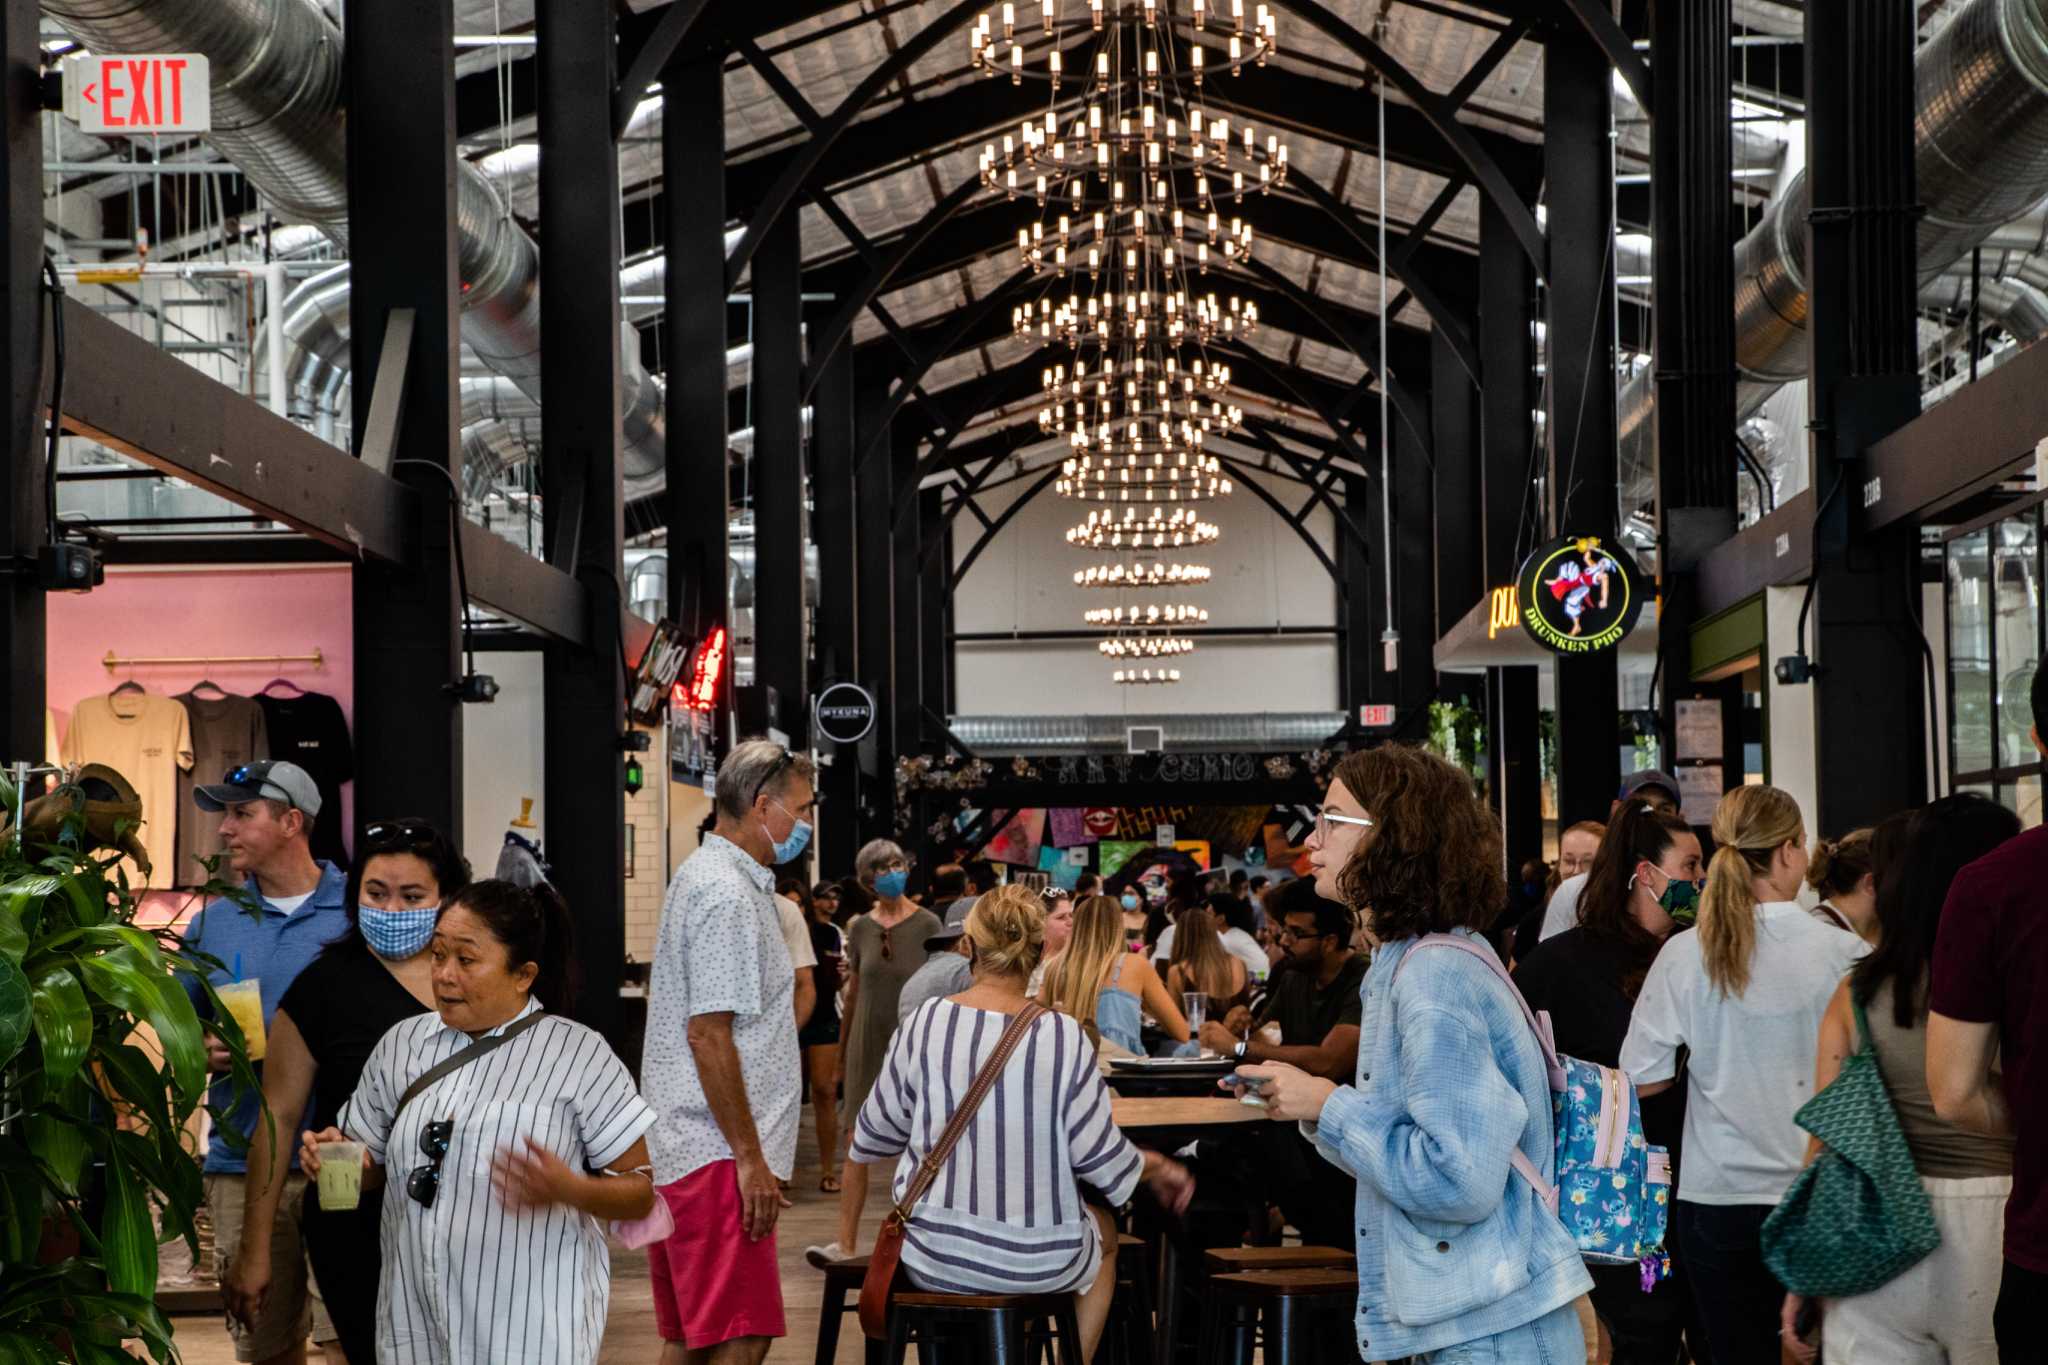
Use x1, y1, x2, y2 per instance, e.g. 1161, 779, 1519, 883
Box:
363, 818, 439, 849
407, 1117, 453, 1208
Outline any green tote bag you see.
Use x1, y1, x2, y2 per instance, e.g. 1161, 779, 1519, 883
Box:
1760, 994, 1941, 1297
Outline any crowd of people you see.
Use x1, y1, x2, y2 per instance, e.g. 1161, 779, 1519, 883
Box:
182, 677, 2048, 1364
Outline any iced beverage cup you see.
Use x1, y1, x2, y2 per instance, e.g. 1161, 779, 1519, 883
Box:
218, 979, 266, 1062
316, 1141, 364, 1211
1184, 993, 1211, 1057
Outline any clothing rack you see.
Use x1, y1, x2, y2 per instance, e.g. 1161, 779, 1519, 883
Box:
101, 648, 324, 671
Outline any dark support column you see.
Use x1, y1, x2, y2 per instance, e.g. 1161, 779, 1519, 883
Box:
918, 487, 950, 725
538, 0, 626, 1039
1805, 3, 1924, 828
751, 211, 807, 744
1341, 474, 1378, 721
1649, 0, 1737, 812
1392, 416, 1436, 728
1479, 197, 1535, 590
890, 434, 924, 763
1478, 194, 1540, 854
855, 373, 895, 792
1488, 665, 1543, 877
1433, 324, 1483, 632
1544, 28, 1622, 826
812, 348, 858, 873
1, 6, 46, 763
663, 52, 730, 761
345, 0, 463, 846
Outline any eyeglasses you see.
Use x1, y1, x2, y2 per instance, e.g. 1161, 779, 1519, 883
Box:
1313, 811, 1375, 840
407, 1118, 453, 1208
364, 818, 438, 848
751, 749, 795, 807
1277, 924, 1332, 944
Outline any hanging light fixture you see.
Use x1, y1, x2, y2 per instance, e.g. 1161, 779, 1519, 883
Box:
1072, 561, 1213, 589
1065, 505, 1221, 550
1111, 666, 1184, 685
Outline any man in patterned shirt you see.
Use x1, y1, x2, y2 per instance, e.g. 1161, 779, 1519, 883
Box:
644, 738, 816, 1365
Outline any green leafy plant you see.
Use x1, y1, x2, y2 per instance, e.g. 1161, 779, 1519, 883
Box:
1425, 699, 1488, 787
0, 769, 263, 1362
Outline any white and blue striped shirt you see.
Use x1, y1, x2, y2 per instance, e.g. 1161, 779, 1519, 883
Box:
852, 999, 1145, 1295
341, 998, 655, 1365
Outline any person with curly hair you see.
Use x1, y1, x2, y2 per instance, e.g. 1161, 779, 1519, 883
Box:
1228, 745, 1594, 1362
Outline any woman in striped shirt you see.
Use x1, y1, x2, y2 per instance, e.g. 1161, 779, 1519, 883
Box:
304, 880, 656, 1365
852, 885, 1194, 1359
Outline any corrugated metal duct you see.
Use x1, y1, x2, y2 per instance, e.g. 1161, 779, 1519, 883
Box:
1619, 0, 2048, 507
43, 0, 670, 492
949, 713, 1347, 755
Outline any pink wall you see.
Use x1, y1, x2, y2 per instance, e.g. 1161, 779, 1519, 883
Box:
47, 565, 354, 924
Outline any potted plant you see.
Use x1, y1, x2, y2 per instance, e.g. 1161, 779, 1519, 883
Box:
0, 766, 263, 1362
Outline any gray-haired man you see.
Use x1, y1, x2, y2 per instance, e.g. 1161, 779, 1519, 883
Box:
644, 738, 817, 1365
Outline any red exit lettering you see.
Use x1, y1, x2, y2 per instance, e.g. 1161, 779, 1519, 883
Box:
96, 56, 189, 129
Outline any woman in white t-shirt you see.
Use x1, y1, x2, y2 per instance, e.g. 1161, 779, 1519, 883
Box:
1621, 785, 1866, 1365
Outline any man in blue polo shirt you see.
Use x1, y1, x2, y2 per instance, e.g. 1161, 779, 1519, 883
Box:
179, 760, 350, 1365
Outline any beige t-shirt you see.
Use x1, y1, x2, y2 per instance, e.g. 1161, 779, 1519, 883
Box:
62, 691, 194, 888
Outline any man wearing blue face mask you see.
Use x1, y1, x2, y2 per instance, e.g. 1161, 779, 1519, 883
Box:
645, 737, 818, 1363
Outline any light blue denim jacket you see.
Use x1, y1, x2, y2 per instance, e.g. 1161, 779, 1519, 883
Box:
1302, 929, 1592, 1360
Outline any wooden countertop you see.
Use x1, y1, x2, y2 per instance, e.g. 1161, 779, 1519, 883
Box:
1112, 1096, 1271, 1129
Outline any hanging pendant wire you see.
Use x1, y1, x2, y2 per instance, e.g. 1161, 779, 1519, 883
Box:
1376, 14, 1397, 675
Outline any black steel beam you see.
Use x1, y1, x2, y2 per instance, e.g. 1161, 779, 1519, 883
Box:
889, 429, 924, 756
1544, 27, 1622, 827
1478, 195, 1535, 589
854, 363, 896, 802
538, 0, 628, 1041
752, 210, 808, 742
1804, 2, 1925, 828
1649, 0, 1737, 805
812, 346, 859, 872
1433, 325, 1484, 632
615, 0, 714, 138
1390, 406, 1437, 725
345, 0, 465, 846
919, 486, 951, 719
2, 6, 44, 763
1488, 664, 1543, 882
1341, 473, 1379, 719
664, 50, 733, 761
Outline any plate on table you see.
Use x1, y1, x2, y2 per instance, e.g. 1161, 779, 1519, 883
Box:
1107, 1055, 1237, 1072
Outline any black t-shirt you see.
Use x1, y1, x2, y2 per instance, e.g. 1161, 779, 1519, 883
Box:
1257, 952, 1368, 1047
809, 920, 845, 1028
257, 691, 354, 868
1513, 927, 1684, 1151
278, 945, 434, 1132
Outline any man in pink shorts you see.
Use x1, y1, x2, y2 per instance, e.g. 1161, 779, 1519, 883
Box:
643, 739, 816, 1363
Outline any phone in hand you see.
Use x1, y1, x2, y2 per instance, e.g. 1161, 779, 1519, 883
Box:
1220, 1073, 1270, 1106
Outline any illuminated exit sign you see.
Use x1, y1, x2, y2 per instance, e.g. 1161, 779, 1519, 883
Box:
63, 53, 211, 135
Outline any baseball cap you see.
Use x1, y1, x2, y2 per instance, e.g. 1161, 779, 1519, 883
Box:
925, 896, 978, 953
193, 760, 323, 818
1620, 769, 1681, 804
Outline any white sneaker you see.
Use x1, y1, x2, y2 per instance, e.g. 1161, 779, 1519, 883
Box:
805, 1241, 851, 1269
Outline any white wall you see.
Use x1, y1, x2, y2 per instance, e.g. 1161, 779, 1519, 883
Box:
951, 475, 1342, 714
1764, 584, 1818, 825
461, 650, 545, 877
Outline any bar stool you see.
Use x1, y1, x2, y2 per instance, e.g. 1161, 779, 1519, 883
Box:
1105, 1232, 1156, 1365
1197, 1268, 1361, 1365
885, 1290, 1085, 1365
1201, 1245, 1355, 1277
811, 1254, 884, 1365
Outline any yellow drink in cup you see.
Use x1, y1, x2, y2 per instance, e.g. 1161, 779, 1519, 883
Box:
217, 979, 266, 1062
316, 1141, 364, 1211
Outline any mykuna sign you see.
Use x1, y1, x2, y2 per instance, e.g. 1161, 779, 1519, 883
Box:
62, 54, 211, 136
1515, 534, 1646, 655
814, 683, 878, 746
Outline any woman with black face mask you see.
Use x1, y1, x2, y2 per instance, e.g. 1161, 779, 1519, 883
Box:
223, 819, 471, 1365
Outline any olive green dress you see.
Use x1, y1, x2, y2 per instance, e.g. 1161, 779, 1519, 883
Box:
840, 907, 943, 1121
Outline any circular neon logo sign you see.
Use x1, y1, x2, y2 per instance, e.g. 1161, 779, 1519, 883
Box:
1515, 534, 1645, 655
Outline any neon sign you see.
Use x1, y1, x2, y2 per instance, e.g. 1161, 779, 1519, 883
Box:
676, 625, 728, 712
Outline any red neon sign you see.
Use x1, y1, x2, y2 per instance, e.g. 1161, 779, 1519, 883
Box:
678, 626, 727, 712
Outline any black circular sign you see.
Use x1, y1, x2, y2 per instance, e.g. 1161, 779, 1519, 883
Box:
1515, 534, 1646, 655
814, 682, 877, 745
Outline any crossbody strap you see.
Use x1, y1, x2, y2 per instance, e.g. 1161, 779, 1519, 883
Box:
891, 1003, 1046, 1222
394, 1010, 549, 1121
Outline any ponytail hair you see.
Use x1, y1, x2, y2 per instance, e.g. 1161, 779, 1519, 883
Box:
1699, 785, 1804, 998
444, 878, 581, 1014
1806, 828, 1874, 899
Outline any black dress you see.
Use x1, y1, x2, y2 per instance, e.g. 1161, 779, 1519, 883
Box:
277, 944, 435, 1365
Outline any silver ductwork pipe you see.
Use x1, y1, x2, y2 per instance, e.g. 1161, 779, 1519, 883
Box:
44, 0, 668, 491
1619, 0, 2048, 509
948, 712, 1348, 755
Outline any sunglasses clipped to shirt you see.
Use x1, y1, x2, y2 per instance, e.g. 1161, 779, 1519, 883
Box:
408, 1118, 454, 1208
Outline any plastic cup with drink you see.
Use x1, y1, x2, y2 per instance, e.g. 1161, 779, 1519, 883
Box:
1184, 992, 1211, 1057
217, 961, 266, 1062
315, 1140, 365, 1211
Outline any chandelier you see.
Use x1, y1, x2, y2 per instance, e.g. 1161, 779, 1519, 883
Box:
1112, 666, 1183, 685
1066, 505, 1220, 549
1073, 561, 1212, 588
1084, 603, 1209, 627
1099, 633, 1196, 658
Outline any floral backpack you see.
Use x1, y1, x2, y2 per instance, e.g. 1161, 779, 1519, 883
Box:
1396, 935, 1673, 1287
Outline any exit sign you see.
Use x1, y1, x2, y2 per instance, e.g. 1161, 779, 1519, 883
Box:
1359, 704, 1396, 728
63, 53, 211, 135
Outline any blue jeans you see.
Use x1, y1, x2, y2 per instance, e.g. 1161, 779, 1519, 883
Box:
1412, 1301, 1585, 1363
1673, 1201, 1781, 1365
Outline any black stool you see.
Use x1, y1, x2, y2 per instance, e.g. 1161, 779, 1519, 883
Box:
1201, 1245, 1355, 1277
1104, 1232, 1156, 1365
1197, 1268, 1360, 1365
812, 1255, 885, 1365
886, 1291, 1085, 1365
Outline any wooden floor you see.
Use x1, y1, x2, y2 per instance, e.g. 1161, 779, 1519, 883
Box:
166, 1106, 883, 1364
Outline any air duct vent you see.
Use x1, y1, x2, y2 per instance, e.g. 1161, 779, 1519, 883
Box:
1127, 725, 1166, 754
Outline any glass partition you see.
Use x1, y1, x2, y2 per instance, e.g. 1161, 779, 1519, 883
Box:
1948, 504, 2047, 820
